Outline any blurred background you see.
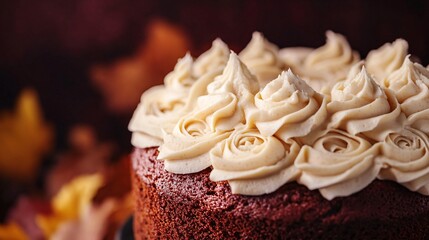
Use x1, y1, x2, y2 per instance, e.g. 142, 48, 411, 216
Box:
1, 0, 428, 238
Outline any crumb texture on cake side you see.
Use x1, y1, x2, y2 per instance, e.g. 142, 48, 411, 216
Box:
132, 147, 429, 239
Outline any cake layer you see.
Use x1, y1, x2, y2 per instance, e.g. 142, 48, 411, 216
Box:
132, 147, 429, 239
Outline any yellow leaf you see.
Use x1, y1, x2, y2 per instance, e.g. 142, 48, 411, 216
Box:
36, 174, 104, 238
53, 174, 104, 219
0, 88, 53, 181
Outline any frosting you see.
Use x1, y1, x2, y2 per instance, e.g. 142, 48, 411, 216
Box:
239, 32, 283, 86
129, 32, 429, 200
251, 70, 327, 141
328, 67, 404, 141
382, 56, 429, 133
128, 84, 189, 147
286, 31, 360, 93
210, 125, 300, 195
158, 52, 259, 174
128, 54, 195, 148
366, 39, 408, 82
164, 53, 195, 90
129, 41, 231, 148
193, 39, 230, 78
295, 129, 381, 200
278, 47, 312, 69
377, 128, 429, 194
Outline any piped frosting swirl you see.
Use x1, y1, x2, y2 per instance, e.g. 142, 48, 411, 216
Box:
382, 56, 429, 133
251, 70, 327, 141
158, 52, 259, 174
210, 125, 300, 195
193, 38, 230, 78
239, 32, 283, 87
128, 53, 195, 148
377, 127, 429, 194
284, 31, 360, 93
366, 39, 409, 82
328, 66, 404, 141
295, 129, 381, 200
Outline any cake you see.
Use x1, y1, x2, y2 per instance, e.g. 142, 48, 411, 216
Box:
129, 31, 429, 239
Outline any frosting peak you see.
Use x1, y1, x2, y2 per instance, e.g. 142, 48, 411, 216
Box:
207, 52, 259, 109
193, 39, 230, 77
260, 70, 315, 99
252, 70, 327, 141
366, 39, 409, 82
304, 31, 358, 72
283, 31, 360, 93
158, 52, 259, 174
328, 66, 404, 141
383, 56, 429, 133
383, 55, 424, 103
239, 32, 283, 86
332, 67, 385, 102
164, 53, 195, 89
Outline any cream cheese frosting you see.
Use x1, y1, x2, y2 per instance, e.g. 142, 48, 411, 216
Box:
128, 54, 195, 148
209, 125, 300, 195
251, 70, 327, 142
377, 127, 429, 194
365, 39, 409, 83
382, 56, 429, 133
295, 129, 381, 200
281, 31, 360, 93
130, 32, 429, 200
158, 52, 259, 174
239, 32, 283, 87
328, 66, 404, 141
129, 40, 231, 148
193, 38, 230, 78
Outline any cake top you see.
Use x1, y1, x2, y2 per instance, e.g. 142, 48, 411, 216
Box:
129, 31, 429, 200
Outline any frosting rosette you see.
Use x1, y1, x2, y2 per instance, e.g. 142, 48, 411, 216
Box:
129, 54, 195, 148
209, 125, 300, 195
377, 128, 429, 195
365, 39, 408, 83
239, 32, 283, 86
295, 129, 381, 200
158, 52, 259, 174
288, 31, 360, 93
251, 70, 327, 141
328, 66, 404, 141
382, 56, 429, 133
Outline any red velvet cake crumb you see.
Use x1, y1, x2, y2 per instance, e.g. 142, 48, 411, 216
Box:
132, 147, 429, 239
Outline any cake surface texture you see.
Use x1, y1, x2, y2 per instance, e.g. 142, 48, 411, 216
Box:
132, 147, 429, 239
129, 31, 429, 239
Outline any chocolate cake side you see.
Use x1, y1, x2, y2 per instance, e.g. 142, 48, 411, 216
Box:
132, 147, 429, 240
